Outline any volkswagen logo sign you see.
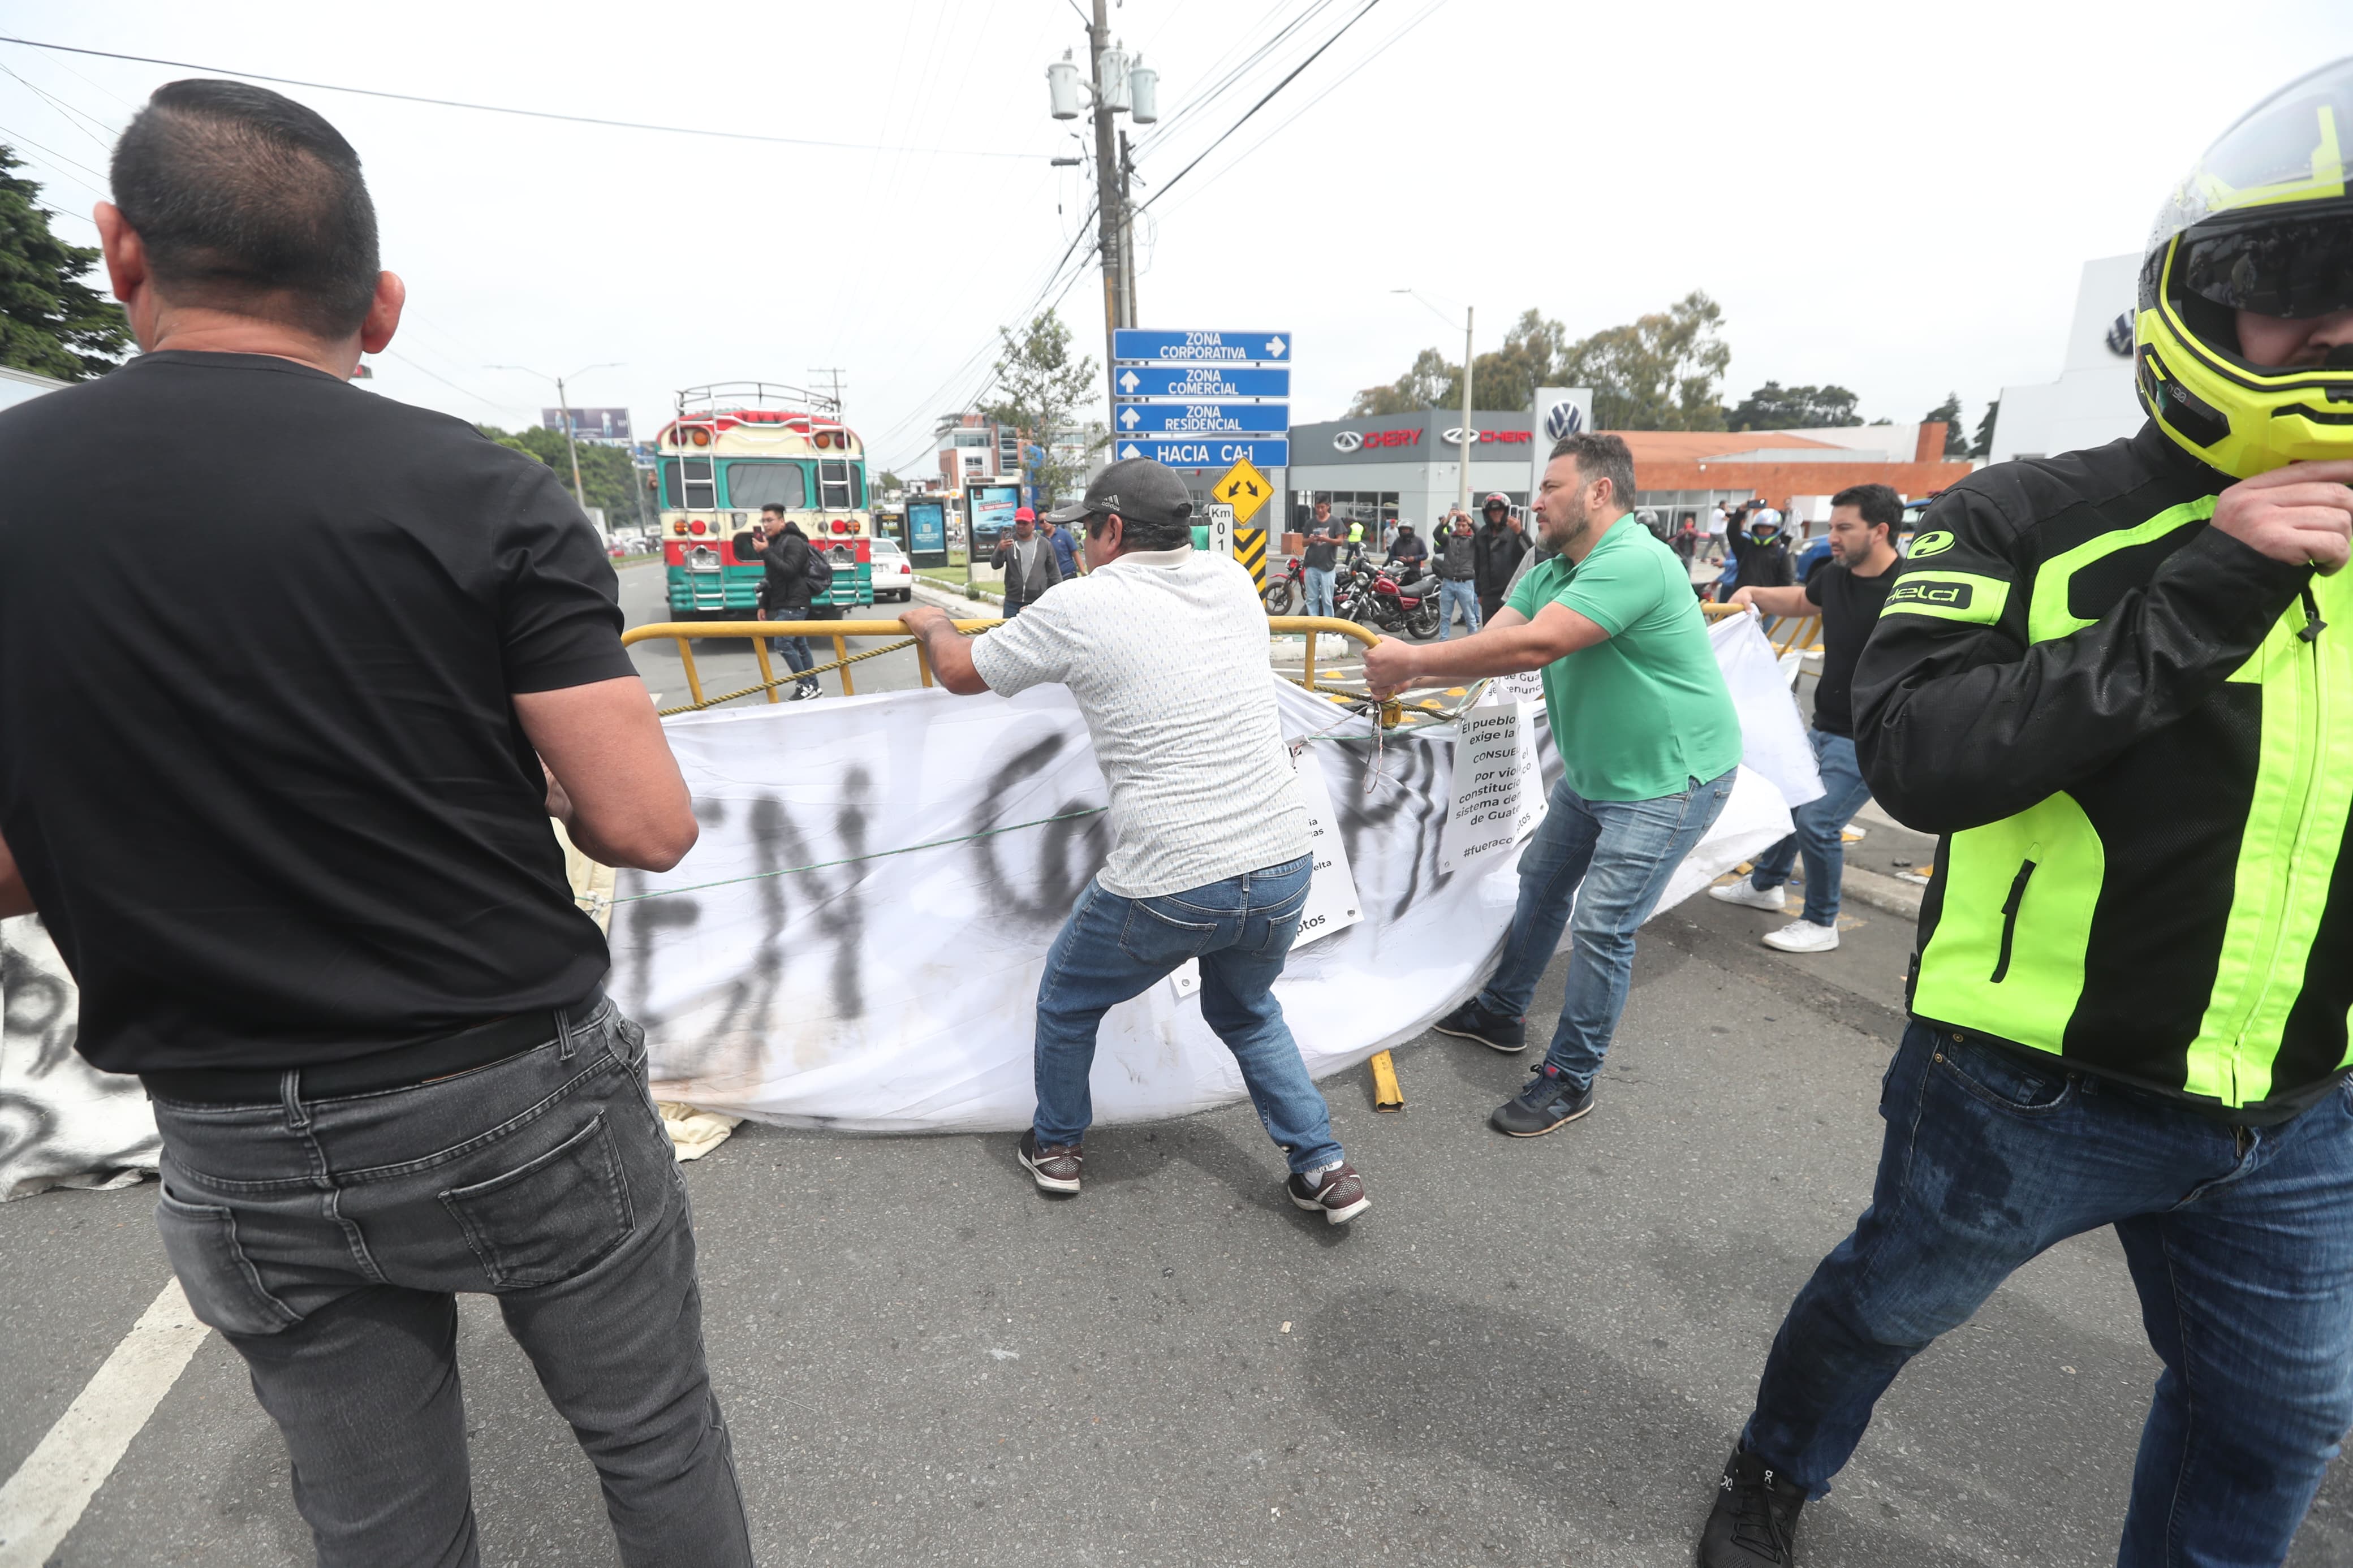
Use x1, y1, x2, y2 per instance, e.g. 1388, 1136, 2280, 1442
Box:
1542, 399, 1584, 442
2105, 309, 2135, 358
1331, 429, 1363, 453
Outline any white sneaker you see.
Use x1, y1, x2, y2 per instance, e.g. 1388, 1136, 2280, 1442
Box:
1762, 919, 1840, 953
1708, 880, 1786, 913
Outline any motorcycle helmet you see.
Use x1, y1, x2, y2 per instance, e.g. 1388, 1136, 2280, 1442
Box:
2137, 57, 2353, 476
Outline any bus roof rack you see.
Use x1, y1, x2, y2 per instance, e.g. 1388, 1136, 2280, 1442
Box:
675, 382, 841, 417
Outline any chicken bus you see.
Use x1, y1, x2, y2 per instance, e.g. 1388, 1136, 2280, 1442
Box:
654, 383, 873, 618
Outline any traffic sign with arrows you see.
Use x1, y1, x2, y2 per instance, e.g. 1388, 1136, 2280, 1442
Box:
1113, 329, 1291, 365
1114, 401, 1290, 435
1113, 364, 1290, 401
1214, 456, 1274, 527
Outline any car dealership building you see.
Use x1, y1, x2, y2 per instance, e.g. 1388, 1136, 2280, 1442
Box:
1286, 409, 1977, 542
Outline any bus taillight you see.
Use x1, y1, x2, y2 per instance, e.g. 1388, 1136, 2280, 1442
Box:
689, 519, 708, 535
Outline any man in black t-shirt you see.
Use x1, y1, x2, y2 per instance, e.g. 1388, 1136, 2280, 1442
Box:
0, 81, 752, 1565
1706, 482, 1902, 952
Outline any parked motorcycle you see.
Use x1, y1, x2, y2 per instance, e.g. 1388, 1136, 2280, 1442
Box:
1262, 556, 1304, 615
1341, 560, 1441, 640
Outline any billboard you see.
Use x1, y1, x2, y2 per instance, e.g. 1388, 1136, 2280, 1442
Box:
543, 407, 634, 443
907, 497, 950, 568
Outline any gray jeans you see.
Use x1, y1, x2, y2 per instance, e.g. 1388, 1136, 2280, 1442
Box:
149, 1000, 754, 1568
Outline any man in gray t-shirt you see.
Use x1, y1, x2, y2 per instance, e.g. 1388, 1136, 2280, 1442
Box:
900, 458, 1369, 1227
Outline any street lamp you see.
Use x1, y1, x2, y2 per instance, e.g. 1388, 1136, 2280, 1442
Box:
1394, 290, 1475, 520
486, 361, 624, 513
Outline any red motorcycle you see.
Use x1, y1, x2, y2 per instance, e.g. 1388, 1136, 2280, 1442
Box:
1262, 556, 1307, 615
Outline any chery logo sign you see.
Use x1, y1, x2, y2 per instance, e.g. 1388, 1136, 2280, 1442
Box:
1442, 428, 1533, 446
1331, 430, 1363, 452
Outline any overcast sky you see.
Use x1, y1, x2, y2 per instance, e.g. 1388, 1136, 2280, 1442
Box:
3, 1, 2347, 473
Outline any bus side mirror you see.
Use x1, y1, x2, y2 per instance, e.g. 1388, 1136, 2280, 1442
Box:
732, 532, 759, 558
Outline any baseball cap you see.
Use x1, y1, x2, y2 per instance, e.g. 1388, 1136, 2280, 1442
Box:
1013, 506, 1036, 522
1045, 457, 1195, 528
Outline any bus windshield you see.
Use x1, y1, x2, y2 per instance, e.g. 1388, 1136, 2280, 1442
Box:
725, 461, 806, 511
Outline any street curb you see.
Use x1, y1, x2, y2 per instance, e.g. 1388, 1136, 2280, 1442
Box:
911, 580, 1002, 616
1842, 866, 1924, 921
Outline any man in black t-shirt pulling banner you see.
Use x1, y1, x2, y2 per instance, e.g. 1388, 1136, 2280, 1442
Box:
0, 81, 753, 1566
1706, 483, 1902, 953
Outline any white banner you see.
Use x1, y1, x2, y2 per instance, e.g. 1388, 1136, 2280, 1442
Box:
5, 614, 1818, 1180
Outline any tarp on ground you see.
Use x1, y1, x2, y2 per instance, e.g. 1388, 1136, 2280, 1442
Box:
0, 612, 1812, 1189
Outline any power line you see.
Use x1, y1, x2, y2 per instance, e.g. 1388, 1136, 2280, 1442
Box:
1158, 0, 1450, 220
0, 121, 109, 193
1138, 0, 1387, 217
0, 34, 1042, 161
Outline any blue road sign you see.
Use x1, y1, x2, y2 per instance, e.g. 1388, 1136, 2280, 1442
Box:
1113, 364, 1291, 400
1112, 438, 1291, 469
1113, 401, 1290, 436
1113, 329, 1292, 365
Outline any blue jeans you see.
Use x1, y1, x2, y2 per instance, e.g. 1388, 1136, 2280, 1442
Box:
1032, 857, 1342, 1174
1475, 768, 1737, 1088
769, 633, 818, 692
146, 1001, 753, 1568
1744, 1025, 2353, 1564
1304, 566, 1337, 619
1747, 728, 1873, 925
1439, 578, 1481, 639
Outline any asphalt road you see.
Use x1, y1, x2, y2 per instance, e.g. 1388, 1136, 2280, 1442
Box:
9, 871, 2350, 1566
7, 565, 2346, 1566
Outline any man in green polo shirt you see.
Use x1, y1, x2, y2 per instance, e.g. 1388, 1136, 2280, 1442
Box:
1364, 431, 1742, 1135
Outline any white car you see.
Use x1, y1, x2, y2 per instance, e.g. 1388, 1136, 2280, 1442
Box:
869, 537, 914, 602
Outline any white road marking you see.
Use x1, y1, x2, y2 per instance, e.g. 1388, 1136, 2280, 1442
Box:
0, 1278, 210, 1567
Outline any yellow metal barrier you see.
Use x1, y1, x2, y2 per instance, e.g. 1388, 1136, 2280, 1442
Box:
622, 615, 1397, 719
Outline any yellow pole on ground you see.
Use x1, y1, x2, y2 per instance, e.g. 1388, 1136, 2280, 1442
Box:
1369, 1050, 1404, 1112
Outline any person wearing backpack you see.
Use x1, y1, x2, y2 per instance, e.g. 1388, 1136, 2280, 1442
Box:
759, 507, 824, 699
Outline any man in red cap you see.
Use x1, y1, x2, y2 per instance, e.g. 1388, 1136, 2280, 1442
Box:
992, 506, 1062, 617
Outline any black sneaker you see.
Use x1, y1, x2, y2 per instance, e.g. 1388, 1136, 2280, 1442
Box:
1433, 997, 1526, 1053
1285, 1161, 1370, 1225
1488, 1065, 1593, 1137
1699, 1446, 1805, 1566
1017, 1130, 1082, 1194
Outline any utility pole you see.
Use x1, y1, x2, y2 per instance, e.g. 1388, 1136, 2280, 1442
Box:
554, 374, 587, 511
1119, 130, 1139, 328
1089, 0, 1125, 430
1457, 306, 1475, 518
485, 360, 622, 519
809, 366, 848, 414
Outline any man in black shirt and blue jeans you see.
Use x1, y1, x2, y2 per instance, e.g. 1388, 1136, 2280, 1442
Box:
0, 81, 752, 1566
1707, 482, 1902, 952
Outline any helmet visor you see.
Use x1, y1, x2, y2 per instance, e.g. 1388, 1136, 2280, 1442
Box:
2150, 57, 2353, 253
2180, 215, 2353, 318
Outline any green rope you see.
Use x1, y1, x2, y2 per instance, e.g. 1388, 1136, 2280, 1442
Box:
608, 805, 1109, 904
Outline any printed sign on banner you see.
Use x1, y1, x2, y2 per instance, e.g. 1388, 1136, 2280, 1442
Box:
1445, 700, 1545, 870
1169, 743, 1364, 1000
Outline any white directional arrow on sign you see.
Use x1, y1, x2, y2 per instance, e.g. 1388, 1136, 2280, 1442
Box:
1119, 443, 1143, 460
1265, 336, 1287, 357
1118, 406, 1141, 429
1118, 369, 1140, 392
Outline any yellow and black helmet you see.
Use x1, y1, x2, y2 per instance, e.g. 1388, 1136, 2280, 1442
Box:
2137, 57, 2353, 477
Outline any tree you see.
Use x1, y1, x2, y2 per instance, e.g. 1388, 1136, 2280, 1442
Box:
478, 424, 642, 529
1923, 393, 1969, 457
0, 148, 129, 380
1346, 346, 1455, 417
980, 312, 1102, 507
870, 469, 903, 496
1346, 292, 1731, 429
1970, 398, 2001, 460
1561, 291, 1732, 431
1725, 381, 1860, 431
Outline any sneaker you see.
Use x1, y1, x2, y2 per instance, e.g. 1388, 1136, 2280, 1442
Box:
1488, 1066, 1593, 1137
1708, 879, 1787, 913
1699, 1446, 1805, 1566
1762, 919, 1839, 953
1286, 1161, 1370, 1225
1433, 997, 1527, 1053
1016, 1130, 1082, 1194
